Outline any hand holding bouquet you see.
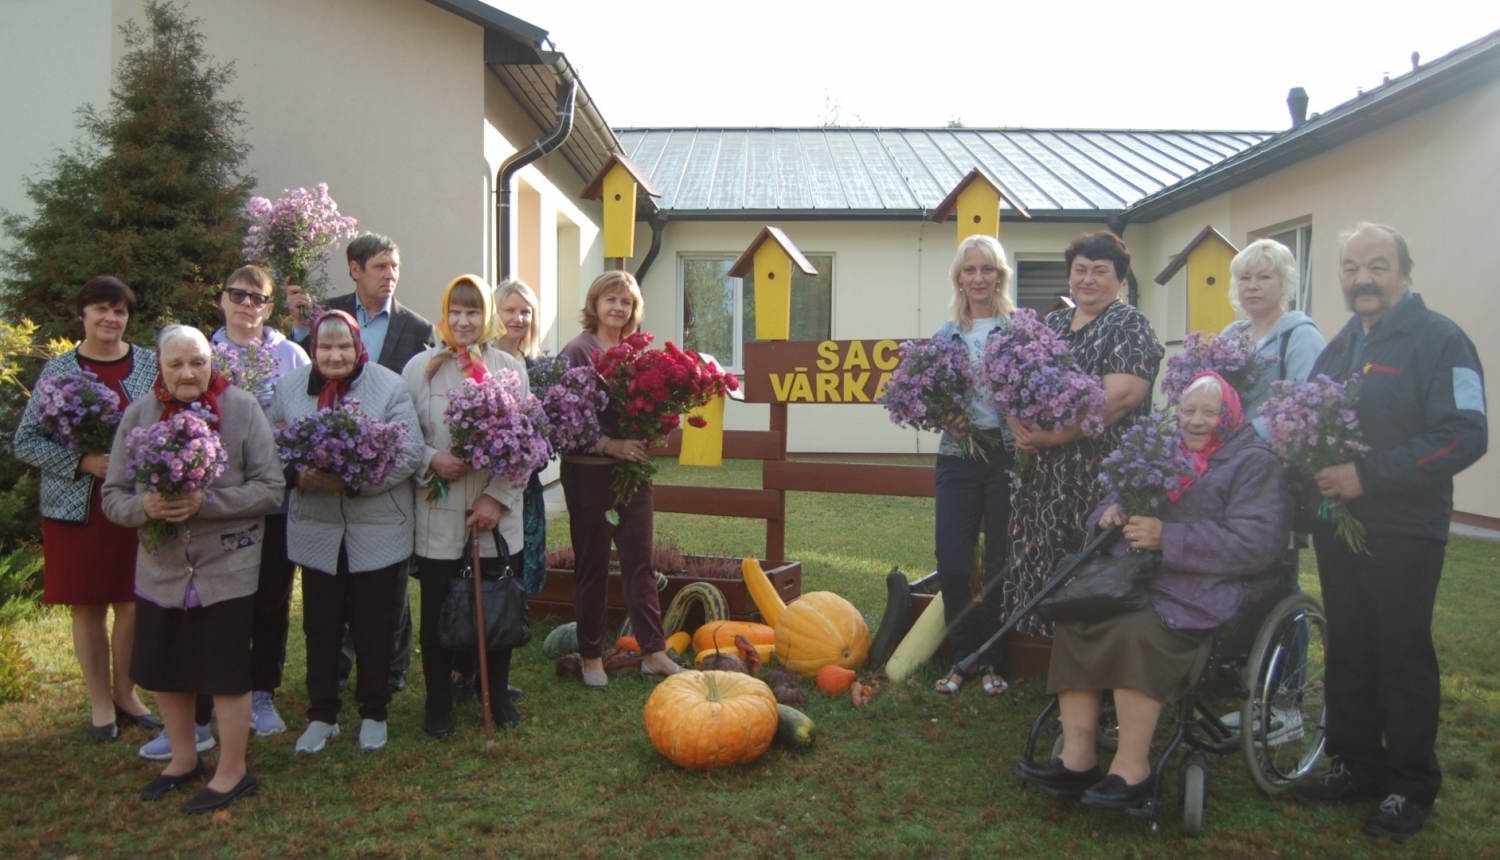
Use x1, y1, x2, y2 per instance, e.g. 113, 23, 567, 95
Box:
122, 403, 228, 551
1099, 412, 1196, 516
593, 332, 739, 514
442, 369, 551, 488
1260, 374, 1370, 551
879, 337, 998, 459
978, 309, 1107, 477
276, 398, 407, 495
31, 368, 123, 455
1161, 332, 1271, 406
212, 339, 281, 407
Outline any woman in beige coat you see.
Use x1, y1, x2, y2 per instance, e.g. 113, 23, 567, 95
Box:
401, 275, 528, 738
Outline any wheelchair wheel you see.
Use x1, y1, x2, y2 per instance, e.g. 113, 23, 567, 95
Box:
1180, 753, 1209, 837
1242, 593, 1328, 795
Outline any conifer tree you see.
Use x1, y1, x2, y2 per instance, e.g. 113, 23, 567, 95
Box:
0, 0, 254, 343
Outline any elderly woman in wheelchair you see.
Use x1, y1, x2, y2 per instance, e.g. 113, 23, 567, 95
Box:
1016, 371, 1289, 810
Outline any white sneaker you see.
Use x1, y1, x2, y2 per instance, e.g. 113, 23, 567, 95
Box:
295, 720, 340, 754
1229, 706, 1305, 746
137, 723, 215, 761
358, 719, 388, 751
1219, 709, 1242, 729
251, 691, 286, 737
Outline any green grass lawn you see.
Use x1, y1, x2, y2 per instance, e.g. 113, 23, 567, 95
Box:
2, 457, 1498, 858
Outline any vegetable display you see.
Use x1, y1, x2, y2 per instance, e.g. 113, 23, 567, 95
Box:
866, 568, 912, 671
662, 582, 730, 637
742, 557, 785, 626
884, 593, 948, 682
772, 705, 816, 750
643, 670, 779, 770
773, 591, 871, 677
692, 621, 776, 654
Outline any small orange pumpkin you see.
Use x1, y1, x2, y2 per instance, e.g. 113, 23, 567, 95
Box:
815, 664, 856, 694
774, 591, 871, 677
643, 670, 779, 770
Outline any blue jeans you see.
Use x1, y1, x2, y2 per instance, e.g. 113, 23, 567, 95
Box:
934, 441, 1014, 672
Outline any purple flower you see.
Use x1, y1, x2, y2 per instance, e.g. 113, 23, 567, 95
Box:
1261, 374, 1371, 551
443, 370, 552, 484
532, 360, 607, 455
878, 337, 998, 457
275, 398, 407, 492
122, 403, 229, 552
212, 338, 281, 407
242, 183, 359, 301
1162, 331, 1272, 405
1099, 412, 1196, 516
32, 369, 123, 455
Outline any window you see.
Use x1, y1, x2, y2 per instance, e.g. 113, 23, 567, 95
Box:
680, 253, 833, 371
1014, 259, 1070, 314
1266, 224, 1313, 312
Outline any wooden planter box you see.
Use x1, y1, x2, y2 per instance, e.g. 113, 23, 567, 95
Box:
902, 571, 1052, 679
528, 555, 802, 626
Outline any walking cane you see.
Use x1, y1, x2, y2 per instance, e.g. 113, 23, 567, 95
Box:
470, 520, 496, 749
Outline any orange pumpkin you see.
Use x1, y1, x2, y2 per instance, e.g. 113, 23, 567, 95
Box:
692, 621, 776, 654
774, 591, 871, 677
643, 670, 779, 770
815, 664, 856, 694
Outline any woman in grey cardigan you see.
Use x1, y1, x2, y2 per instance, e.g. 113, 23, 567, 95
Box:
12, 276, 160, 740
102, 325, 284, 812
270, 310, 422, 754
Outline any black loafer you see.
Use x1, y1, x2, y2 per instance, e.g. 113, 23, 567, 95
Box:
1081, 774, 1156, 809
1014, 758, 1102, 798
85, 721, 118, 742
494, 697, 522, 730
182, 772, 258, 814
116, 705, 165, 730
141, 760, 205, 801
507, 684, 523, 700
424, 709, 455, 739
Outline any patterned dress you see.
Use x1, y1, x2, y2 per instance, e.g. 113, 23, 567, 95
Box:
1001, 300, 1164, 637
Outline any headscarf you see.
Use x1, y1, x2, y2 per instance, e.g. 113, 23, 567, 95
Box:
153, 335, 231, 424
1167, 370, 1245, 502
427, 274, 503, 383
307, 309, 368, 409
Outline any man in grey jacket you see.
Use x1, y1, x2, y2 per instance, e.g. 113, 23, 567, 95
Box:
288, 234, 436, 695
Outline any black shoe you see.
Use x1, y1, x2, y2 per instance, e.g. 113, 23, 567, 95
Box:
116, 705, 165, 730
1014, 758, 1102, 798
507, 684, 523, 700
1295, 760, 1387, 806
424, 708, 455, 739
494, 697, 522, 730
1081, 774, 1156, 809
141, 760, 205, 801
182, 772, 258, 814
1364, 794, 1432, 843
85, 721, 118, 742
388, 674, 407, 696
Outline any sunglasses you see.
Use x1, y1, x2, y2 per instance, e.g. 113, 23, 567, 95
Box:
224, 287, 273, 309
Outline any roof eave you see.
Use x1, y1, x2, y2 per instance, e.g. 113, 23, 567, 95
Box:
653, 208, 1120, 224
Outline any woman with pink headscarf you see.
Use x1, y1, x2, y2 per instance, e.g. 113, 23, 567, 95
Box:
1017, 371, 1289, 809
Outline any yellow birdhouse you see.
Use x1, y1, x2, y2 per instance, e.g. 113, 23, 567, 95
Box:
678, 394, 726, 467
1155, 226, 1240, 337
728, 226, 817, 342
928, 166, 1031, 243
581, 153, 661, 260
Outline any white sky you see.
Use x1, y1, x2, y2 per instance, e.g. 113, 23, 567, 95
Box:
492, 0, 1499, 131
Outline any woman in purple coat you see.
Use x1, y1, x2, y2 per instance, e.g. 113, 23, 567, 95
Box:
1017, 371, 1288, 808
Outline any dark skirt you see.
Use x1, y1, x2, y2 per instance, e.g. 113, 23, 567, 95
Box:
41, 484, 138, 605
131, 593, 254, 695
1047, 605, 1213, 702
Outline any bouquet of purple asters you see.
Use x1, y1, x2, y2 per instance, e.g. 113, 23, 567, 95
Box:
525, 353, 572, 396
243, 183, 359, 302
533, 363, 608, 456
977, 309, 1108, 477
276, 398, 407, 494
1260, 374, 1371, 552
879, 337, 998, 459
1161, 331, 1271, 406
31, 368, 123, 455
122, 403, 229, 552
1099, 411, 1196, 516
212, 338, 281, 407
443, 369, 551, 489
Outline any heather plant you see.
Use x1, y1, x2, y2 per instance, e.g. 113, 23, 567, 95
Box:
1099, 412, 1196, 516
242, 184, 359, 305
212, 338, 281, 407
1260, 374, 1371, 552
121, 403, 230, 552
275, 398, 407, 495
879, 337, 998, 459
1162, 332, 1271, 406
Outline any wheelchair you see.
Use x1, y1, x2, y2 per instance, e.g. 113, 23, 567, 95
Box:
1016, 577, 1329, 836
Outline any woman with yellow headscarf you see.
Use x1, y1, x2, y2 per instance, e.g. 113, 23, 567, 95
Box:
400, 275, 530, 737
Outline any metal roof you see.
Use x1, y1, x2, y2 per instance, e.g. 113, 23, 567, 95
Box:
614, 128, 1273, 220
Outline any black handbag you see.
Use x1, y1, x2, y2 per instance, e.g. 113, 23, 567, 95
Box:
1036, 531, 1161, 624
438, 526, 532, 652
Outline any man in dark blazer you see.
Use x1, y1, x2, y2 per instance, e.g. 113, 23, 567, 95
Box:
289, 233, 437, 695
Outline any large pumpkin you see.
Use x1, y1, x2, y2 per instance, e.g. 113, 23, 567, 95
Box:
774, 591, 870, 677
643, 670, 779, 770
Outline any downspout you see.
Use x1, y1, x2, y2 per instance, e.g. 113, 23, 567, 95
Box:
497, 76, 577, 281
632, 212, 668, 283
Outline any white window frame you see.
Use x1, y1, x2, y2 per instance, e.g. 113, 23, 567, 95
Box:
1254, 220, 1314, 313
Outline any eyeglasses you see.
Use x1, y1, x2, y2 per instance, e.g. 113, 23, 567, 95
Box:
224, 287, 272, 309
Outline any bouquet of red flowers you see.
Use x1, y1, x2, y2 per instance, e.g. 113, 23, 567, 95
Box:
593, 332, 739, 514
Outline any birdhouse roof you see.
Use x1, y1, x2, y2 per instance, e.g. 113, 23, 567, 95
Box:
580, 152, 662, 200
728, 226, 818, 278
1153, 225, 1239, 285
927, 166, 1032, 223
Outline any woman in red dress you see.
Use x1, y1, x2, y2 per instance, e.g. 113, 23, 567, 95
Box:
12, 276, 161, 740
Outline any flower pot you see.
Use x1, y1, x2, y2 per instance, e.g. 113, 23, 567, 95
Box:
528, 554, 802, 627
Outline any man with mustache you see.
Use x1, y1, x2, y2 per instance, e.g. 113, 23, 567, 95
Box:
1294, 224, 1486, 843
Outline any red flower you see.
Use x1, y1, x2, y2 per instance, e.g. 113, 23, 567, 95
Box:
687, 415, 707, 428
